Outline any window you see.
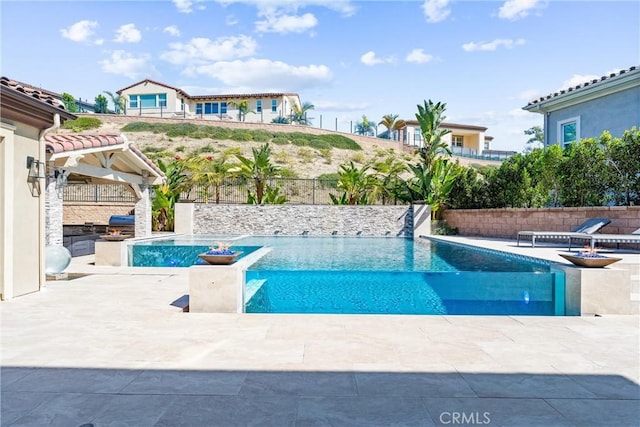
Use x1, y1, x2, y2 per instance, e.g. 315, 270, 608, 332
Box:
221, 102, 227, 114
271, 99, 277, 112
484, 141, 490, 150
180, 99, 184, 111
128, 93, 167, 109
452, 135, 463, 147
414, 128, 422, 144
256, 100, 262, 113
558, 116, 580, 146
196, 103, 203, 115
204, 103, 213, 115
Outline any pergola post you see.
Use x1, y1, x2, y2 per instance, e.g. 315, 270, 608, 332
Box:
45, 161, 63, 246
134, 170, 152, 238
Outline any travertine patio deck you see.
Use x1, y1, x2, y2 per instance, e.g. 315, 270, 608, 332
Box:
1, 237, 638, 426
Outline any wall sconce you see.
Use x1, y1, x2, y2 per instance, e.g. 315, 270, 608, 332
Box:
26, 156, 45, 182
54, 168, 68, 188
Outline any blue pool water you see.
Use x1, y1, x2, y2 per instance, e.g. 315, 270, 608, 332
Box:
129, 235, 565, 315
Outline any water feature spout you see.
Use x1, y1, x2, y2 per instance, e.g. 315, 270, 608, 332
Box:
331, 231, 338, 236
274, 230, 281, 235
302, 230, 309, 235
356, 231, 362, 236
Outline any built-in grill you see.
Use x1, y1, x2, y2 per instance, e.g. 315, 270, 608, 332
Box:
107, 215, 135, 235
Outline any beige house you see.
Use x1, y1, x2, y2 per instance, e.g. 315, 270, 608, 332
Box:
117, 79, 302, 123
1, 77, 75, 299
399, 121, 491, 156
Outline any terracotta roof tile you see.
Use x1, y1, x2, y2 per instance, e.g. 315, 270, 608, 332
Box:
44, 133, 164, 178
116, 78, 191, 97
527, 65, 638, 106
1, 76, 67, 110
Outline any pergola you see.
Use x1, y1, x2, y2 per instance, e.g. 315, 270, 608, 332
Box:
44, 133, 165, 245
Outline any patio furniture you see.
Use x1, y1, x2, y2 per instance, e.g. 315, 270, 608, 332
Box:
568, 227, 640, 250
516, 218, 611, 248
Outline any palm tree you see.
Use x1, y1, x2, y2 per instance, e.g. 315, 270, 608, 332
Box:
185, 149, 239, 204
415, 100, 452, 168
235, 143, 281, 204
378, 114, 406, 141
291, 102, 315, 125
103, 91, 125, 114
354, 115, 376, 136
228, 99, 254, 121
372, 154, 409, 204
331, 161, 377, 205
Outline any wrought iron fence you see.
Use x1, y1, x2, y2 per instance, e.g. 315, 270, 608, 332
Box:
63, 183, 137, 202
181, 178, 340, 205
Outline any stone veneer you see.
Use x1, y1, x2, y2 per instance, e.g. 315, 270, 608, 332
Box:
185, 204, 415, 236
45, 171, 63, 246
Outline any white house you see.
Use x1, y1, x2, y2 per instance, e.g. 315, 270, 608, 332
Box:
117, 79, 302, 123
399, 121, 492, 156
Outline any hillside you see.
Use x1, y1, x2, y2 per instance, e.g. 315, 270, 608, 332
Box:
61, 115, 499, 178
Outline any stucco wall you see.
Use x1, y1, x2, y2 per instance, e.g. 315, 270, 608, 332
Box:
64, 202, 135, 225
547, 88, 640, 144
190, 204, 413, 236
443, 206, 640, 239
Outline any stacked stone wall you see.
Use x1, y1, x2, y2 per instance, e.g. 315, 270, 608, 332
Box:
64, 202, 135, 225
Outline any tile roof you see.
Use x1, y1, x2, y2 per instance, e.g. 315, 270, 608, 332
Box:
117, 78, 298, 100
1, 76, 68, 110
402, 120, 488, 132
44, 133, 163, 177
526, 65, 638, 107
116, 78, 191, 97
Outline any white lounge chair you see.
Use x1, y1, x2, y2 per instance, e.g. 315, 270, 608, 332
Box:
569, 227, 640, 250
516, 218, 611, 248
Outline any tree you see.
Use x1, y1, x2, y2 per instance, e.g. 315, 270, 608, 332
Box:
354, 115, 376, 136
271, 116, 290, 124
330, 161, 377, 205
291, 102, 315, 125
229, 99, 254, 122
152, 158, 189, 231
371, 154, 409, 204
447, 164, 492, 209
94, 94, 108, 114
235, 143, 281, 204
185, 149, 239, 204
103, 90, 125, 114
407, 159, 458, 219
378, 114, 406, 141
559, 137, 610, 206
605, 128, 640, 206
415, 100, 451, 169
61, 92, 78, 113
524, 125, 544, 153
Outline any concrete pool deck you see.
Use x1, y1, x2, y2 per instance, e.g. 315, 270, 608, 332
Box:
1, 237, 639, 426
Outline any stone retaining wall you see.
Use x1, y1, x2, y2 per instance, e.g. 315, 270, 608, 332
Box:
443, 206, 640, 239
64, 202, 135, 225
189, 204, 414, 236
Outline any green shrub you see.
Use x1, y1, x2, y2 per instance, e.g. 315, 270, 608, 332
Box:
166, 123, 199, 137
316, 173, 339, 188
229, 129, 254, 141
308, 138, 332, 150
175, 145, 186, 152
272, 151, 291, 164
297, 147, 315, 163
207, 127, 231, 140
195, 143, 216, 154
318, 134, 361, 150
190, 131, 209, 139
318, 148, 333, 164
291, 138, 308, 147
61, 117, 102, 132
251, 130, 271, 142
279, 168, 298, 178
271, 137, 290, 145
121, 122, 155, 132
350, 152, 366, 164
142, 146, 164, 153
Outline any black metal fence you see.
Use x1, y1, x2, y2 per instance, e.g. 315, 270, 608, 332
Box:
63, 184, 137, 203
182, 178, 340, 205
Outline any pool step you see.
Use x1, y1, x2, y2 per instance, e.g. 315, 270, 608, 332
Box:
245, 279, 267, 301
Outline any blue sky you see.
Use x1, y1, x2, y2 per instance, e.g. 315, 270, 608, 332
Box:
2, 0, 639, 151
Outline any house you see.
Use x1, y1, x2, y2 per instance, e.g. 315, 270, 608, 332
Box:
1, 77, 75, 299
1, 77, 164, 300
116, 79, 302, 123
398, 121, 492, 156
2, 78, 109, 113
522, 65, 640, 147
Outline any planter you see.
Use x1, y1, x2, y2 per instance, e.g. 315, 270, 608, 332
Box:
198, 251, 243, 265
559, 253, 622, 268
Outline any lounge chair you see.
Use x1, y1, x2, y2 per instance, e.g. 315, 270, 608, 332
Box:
568, 227, 640, 250
516, 218, 611, 248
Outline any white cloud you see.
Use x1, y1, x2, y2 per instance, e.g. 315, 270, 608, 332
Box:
60, 20, 98, 43
172, 0, 206, 13
163, 25, 181, 37
99, 50, 157, 79
114, 24, 142, 43
226, 15, 239, 26
314, 100, 369, 112
422, 0, 450, 23
216, 0, 356, 17
559, 74, 599, 90
185, 58, 333, 92
360, 51, 394, 66
406, 48, 434, 64
160, 35, 257, 65
518, 89, 539, 101
256, 12, 318, 33
462, 38, 526, 52
498, 0, 543, 21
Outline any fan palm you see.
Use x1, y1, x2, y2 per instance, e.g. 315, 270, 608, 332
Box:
291, 102, 315, 125
103, 91, 125, 114
378, 114, 406, 141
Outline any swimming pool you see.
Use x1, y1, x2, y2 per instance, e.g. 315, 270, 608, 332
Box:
130, 235, 566, 315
